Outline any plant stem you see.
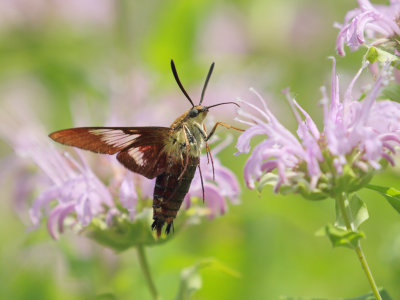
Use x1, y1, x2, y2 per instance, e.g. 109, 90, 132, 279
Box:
354, 245, 382, 300
136, 245, 161, 300
337, 194, 382, 300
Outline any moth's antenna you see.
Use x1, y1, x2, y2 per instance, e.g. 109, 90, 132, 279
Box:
206, 101, 240, 109
171, 60, 195, 107
199, 62, 215, 105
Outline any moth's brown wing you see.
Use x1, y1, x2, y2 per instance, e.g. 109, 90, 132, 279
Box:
116, 127, 173, 179
49, 126, 171, 178
117, 144, 168, 179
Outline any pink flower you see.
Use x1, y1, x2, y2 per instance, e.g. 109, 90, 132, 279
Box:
0, 98, 113, 239
336, 0, 400, 56
0, 72, 241, 239
185, 136, 240, 218
236, 58, 400, 198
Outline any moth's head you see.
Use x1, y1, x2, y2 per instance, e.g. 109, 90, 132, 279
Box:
185, 105, 209, 123
170, 59, 239, 122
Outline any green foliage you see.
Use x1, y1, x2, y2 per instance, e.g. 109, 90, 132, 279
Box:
317, 194, 368, 249
345, 289, 393, 300
335, 194, 369, 231
175, 259, 240, 300
281, 288, 392, 299
316, 223, 364, 249
364, 46, 379, 64
364, 46, 399, 65
381, 84, 400, 102
366, 184, 400, 214
85, 209, 174, 251
346, 289, 393, 300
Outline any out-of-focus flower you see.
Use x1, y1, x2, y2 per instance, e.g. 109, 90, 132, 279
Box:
336, 0, 400, 56
236, 58, 400, 199
0, 96, 114, 239
0, 73, 241, 245
289, 3, 327, 53
197, 7, 249, 60
185, 135, 240, 218
0, 0, 114, 30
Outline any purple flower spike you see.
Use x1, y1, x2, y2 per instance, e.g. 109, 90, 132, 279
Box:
336, 0, 400, 55
0, 100, 115, 239
29, 147, 114, 239
237, 58, 400, 199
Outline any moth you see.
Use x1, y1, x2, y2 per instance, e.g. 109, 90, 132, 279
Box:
49, 60, 242, 237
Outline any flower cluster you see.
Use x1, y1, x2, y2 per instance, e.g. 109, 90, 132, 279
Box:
0, 85, 240, 242
336, 0, 400, 56
236, 58, 400, 199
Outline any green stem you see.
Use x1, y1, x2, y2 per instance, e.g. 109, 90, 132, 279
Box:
354, 245, 381, 300
337, 194, 382, 300
136, 245, 161, 300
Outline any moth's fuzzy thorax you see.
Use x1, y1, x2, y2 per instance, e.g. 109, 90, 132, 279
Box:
166, 105, 209, 158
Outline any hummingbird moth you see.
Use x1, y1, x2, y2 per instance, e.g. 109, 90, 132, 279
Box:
49, 60, 242, 237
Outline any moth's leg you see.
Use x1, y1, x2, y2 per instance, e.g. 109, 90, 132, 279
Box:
150, 148, 167, 174
198, 164, 205, 203
178, 124, 190, 181
203, 124, 215, 181
202, 124, 210, 164
206, 122, 244, 142
165, 221, 174, 234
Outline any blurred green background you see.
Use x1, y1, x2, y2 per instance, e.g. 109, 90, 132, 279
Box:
0, 0, 399, 299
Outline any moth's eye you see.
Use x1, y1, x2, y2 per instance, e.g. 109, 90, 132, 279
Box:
189, 109, 199, 118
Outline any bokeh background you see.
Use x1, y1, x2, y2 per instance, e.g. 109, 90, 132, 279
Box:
0, 0, 399, 299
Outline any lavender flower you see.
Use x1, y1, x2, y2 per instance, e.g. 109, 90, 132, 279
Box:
0, 100, 113, 239
336, 0, 400, 56
185, 135, 240, 218
0, 78, 240, 243
236, 58, 400, 199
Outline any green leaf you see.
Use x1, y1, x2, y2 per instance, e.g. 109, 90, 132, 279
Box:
280, 288, 392, 300
366, 184, 400, 214
175, 259, 240, 300
85, 208, 174, 252
381, 83, 400, 103
345, 289, 393, 300
175, 265, 202, 300
364, 46, 399, 64
364, 46, 379, 64
316, 224, 364, 249
335, 194, 369, 231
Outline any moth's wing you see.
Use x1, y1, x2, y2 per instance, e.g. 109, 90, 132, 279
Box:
49, 126, 171, 178
116, 128, 171, 179
49, 127, 168, 154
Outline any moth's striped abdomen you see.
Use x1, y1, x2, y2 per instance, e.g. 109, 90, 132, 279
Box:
151, 155, 199, 237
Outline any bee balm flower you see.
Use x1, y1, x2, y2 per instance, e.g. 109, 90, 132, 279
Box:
336, 0, 400, 56
236, 59, 400, 199
0, 92, 240, 243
